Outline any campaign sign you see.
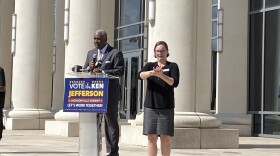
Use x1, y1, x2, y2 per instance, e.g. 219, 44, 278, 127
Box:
63, 77, 109, 112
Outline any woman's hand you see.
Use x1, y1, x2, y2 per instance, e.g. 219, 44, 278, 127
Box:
140, 66, 162, 80
152, 66, 174, 86
151, 66, 164, 77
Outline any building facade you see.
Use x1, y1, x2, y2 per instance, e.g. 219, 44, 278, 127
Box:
0, 0, 279, 148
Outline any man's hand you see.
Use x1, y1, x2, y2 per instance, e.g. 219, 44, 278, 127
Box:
88, 61, 95, 71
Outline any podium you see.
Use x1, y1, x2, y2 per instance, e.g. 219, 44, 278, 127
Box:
63, 71, 110, 156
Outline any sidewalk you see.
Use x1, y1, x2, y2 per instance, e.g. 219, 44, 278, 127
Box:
0, 130, 280, 156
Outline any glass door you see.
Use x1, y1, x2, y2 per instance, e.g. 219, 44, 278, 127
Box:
249, 0, 280, 137
119, 51, 142, 121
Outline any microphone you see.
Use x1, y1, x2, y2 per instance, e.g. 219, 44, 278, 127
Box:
72, 65, 82, 72
91, 53, 102, 73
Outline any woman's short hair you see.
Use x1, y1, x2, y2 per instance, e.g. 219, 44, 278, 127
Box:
154, 41, 170, 58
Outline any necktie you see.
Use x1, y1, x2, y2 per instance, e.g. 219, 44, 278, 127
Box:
98, 49, 103, 61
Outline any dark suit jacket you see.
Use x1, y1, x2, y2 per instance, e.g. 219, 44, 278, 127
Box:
0, 67, 6, 108
84, 44, 124, 102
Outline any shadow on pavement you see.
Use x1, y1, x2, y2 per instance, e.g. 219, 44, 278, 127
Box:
240, 144, 280, 149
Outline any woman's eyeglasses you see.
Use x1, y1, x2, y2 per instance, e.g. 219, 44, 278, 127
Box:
155, 50, 166, 53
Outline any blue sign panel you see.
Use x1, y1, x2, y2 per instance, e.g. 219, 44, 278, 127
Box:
63, 77, 108, 112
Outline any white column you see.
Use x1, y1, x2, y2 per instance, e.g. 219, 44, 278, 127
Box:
0, 0, 14, 110
46, 0, 115, 139
123, 0, 239, 149
54, 0, 100, 123
5, 0, 55, 130
195, 0, 213, 113
52, 0, 65, 112
67, 0, 100, 155
46, 0, 69, 135
148, 0, 219, 127
45, 0, 102, 154
46, 0, 79, 133
216, 0, 251, 136
149, 0, 196, 112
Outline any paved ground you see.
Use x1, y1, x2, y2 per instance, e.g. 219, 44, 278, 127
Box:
0, 130, 280, 156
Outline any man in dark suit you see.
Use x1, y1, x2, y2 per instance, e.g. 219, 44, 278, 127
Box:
0, 66, 6, 140
84, 29, 124, 156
